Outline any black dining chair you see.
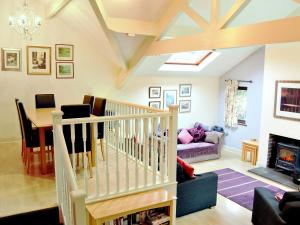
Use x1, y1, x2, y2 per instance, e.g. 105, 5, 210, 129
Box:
18, 101, 53, 173
92, 97, 106, 160
35, 94, 56, 108
61, 104, 93, 177
83, 95, 94, 110
15, 98, 26, 162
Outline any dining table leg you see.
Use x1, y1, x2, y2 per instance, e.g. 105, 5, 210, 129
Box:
39, 127, 47, 174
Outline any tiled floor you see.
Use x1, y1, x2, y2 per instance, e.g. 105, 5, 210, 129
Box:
0, 142, 295, 224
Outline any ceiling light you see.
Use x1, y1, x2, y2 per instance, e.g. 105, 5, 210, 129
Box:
9, 0, 42, 41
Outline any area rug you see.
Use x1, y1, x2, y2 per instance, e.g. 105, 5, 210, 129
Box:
248, 167, 298, 189
212, 168, 285, 210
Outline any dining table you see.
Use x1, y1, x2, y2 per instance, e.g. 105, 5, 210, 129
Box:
27, 108, 56, 174
27, 108, 98, 174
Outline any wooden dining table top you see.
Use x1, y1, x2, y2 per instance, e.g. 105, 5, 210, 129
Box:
27, 108, 98, 128
27, 108, 56, 128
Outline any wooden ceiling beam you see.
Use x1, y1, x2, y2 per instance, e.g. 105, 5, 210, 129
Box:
211, 0, 219, 26
89, 0, 127, 70
145, 16, 300, 55
46, 0, 72, 18
218, 0, 250, 29
182, 5, 209, 31
116, 0, 187, 88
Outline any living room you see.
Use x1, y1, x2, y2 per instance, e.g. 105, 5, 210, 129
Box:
1, 0, 300, 225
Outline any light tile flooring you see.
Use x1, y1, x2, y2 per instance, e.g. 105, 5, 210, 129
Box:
0, 142, 295, 224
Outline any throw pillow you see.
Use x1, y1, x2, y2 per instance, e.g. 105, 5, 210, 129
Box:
188, 127, 206, 142
178, 129, 193, 144
177, 156, 195, 178
194, 122, 210, 132
205, 131, 219, 144
176, 163, 189, 183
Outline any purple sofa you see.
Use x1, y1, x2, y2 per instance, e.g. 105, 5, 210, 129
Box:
177, 129, 224, 163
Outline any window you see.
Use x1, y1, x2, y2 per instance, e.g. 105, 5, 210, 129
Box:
236, 86, 248, 126
159, 50, 221, 72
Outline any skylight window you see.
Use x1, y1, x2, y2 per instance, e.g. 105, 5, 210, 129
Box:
159, 50, 220, 72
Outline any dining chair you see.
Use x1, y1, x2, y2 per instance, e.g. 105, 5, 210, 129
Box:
92, 97, 106, 160
15, 98, 26, 162
61, 104, 93, 178
18, 101, 54, 173
83, 95, 94, 111
35, 94, 56, 108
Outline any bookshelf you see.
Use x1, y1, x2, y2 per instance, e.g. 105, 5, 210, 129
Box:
86, 189, 176, 225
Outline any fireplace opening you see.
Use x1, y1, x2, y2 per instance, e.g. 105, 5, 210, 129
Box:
268, 134, 300, 184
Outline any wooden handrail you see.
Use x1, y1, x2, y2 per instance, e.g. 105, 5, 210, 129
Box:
107, 99, 165, 113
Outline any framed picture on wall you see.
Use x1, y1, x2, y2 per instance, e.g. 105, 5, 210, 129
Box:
149, 86, 161, 98
56, 62, 74, 79
149, 101, 161, 109
274, 80, 300, 121
179, 100, 191, 113
1, 48, 21, 71
55, 44, 74, 61
163, 90, 177, 109
179, 84, 192, 97
27, 46, 51, 75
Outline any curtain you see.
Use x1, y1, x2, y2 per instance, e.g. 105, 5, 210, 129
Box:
225, 80, 239, 128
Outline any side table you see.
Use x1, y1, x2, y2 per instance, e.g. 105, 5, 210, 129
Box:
241, 140, 259, 165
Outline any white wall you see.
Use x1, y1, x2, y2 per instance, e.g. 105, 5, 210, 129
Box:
112, 76, 220, 129
258, 41, 300, 166
0, 0, 118, 141
218, 48, 265, 151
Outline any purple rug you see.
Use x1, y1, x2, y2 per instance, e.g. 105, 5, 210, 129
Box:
213, 168, 285, 210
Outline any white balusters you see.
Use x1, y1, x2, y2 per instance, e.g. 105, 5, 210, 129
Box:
105, 121, 110, 195
82, 123, 88, 195
143, 118, 149, 187
93, 123, 100, 196
134, 118, 139, 189
125, 119, 130, 191
114, 121, 120, 193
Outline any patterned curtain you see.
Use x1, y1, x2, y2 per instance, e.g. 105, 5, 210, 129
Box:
225, 80, 239, 128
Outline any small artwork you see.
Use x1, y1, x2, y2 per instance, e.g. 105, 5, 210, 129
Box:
149, 86, 161, 98
1, 48, 21, 71
163, 90, 177, 109
149, 101, 161, 109
274, 80, 300, 121
179, 100, 191, 113
56, 62, 74, 79
179, 84, 192, 97
27, 46, 51, 75
55, 44, 73, 61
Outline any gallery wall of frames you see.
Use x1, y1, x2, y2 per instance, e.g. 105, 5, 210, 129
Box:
1, 44, 74, 79
148, 84, 192, 113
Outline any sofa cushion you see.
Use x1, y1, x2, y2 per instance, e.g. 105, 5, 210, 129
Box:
177, 156, 195, 178
177, 163, 190, 183
205, 131, 220, 144
280, 201, 300, 225
178, 129, 193, 144
188, 128, 206, 143
194, 122, 210, 132
279, 192, 300, 210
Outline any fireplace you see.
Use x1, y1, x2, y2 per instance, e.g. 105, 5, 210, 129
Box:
268, 134, 300, 184
276, 143, 299, 171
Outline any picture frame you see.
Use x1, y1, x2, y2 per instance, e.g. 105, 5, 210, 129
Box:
149, 86, 161, 98
179, 100, 191, 113
27, 46, 51, 75
179, 84, 192, 97
1, 48, 21, 71
149, 101, 161, 109
55, 44, 74, 61
56, 62, 74, 79
274, 80, 300, 121
163, 90, 177, 109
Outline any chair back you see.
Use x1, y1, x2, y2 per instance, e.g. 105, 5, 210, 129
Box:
61, 104, 91, 154
92, 98, 106, 139
18, 102, 34, 146
35, 94, 56, 108
15, 98, 24, 139
83, 95, 94, 110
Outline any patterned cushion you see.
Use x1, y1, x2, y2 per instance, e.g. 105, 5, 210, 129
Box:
204, 131, 219, 144
188, 127, 206, 143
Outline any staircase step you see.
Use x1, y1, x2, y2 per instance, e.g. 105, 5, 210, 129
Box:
0, 207, 60, 225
